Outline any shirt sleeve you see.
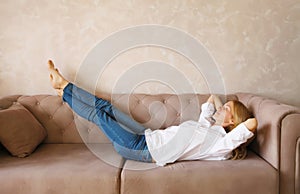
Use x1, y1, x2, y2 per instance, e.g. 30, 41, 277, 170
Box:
198, 102, 216, 127
209, 123, 254, 155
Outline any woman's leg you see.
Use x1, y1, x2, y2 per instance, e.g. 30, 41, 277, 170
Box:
48, 59, 146, 134
63, 85, 152, 162
48, 60, 152, 162
64, 83, 146, 134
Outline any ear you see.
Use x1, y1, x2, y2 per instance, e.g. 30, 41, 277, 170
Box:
222, 120, 234, 128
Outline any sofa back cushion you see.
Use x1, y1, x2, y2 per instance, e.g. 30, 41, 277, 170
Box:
111, 94, 207, 129
111, 94, 237, 129
0, 95, 107, 144
17, 95, 109, 144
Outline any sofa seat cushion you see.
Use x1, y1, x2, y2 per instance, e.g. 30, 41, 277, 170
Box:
120, 151, 278, 194
0, 143, 124, 194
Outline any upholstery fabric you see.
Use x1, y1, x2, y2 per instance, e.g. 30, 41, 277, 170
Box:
237, 93, 300, 194
0, 95, 21, 109
121, 151, 278, 194
0, 103, 47, 157
111, 94, 237, 129
16, 95, 110, 144
0, 94, 237, 145
0, 93, 299, 194
236, 93, 299, 169
0, 143, 123, 194
281, 114, 300, 194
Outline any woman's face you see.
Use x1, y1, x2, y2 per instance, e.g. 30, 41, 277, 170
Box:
213, 101, 235, 128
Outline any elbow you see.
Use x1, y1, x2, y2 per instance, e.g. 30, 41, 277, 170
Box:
244, 118, 258, 133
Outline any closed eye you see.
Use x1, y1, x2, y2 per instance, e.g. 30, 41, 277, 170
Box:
224, 105, 231, 112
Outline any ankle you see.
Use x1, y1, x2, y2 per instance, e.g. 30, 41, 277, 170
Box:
61, 81, 69, 90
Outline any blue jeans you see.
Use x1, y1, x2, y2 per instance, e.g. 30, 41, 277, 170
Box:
62, 83, 152, 162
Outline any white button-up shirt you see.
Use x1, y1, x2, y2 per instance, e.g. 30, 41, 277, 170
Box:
145, 102, 254, 166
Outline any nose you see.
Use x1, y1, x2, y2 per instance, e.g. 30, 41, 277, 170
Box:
216, 107, 225, 115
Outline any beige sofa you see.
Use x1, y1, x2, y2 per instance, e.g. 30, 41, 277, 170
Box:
0, 93, 299, 194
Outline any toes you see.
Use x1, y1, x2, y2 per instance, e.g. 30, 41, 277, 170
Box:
48, 60, 55, 69
48, 60, 61, 75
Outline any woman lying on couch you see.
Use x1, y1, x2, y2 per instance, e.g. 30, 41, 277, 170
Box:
48, 60, 257, 166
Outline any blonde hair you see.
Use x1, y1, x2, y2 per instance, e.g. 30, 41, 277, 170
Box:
226, 100, 255, 160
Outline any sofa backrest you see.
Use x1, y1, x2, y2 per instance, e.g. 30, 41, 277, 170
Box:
0, 94, 238, 145
0, 95, 100, 144
111, 93, 213, 129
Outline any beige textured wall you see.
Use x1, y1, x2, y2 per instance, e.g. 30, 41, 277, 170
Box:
0, 0, 299, 107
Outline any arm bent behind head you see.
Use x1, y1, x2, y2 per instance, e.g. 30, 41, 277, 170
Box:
244, 118, 257, 133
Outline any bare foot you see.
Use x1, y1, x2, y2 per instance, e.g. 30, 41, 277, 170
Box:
48, 60, 69, 96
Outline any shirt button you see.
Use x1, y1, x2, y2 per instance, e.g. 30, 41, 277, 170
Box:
163, 100, 167, 104
177, 112, 181, 117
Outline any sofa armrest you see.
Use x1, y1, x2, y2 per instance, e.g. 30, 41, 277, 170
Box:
236, 93, 300, 194
281, 113, 300, 194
